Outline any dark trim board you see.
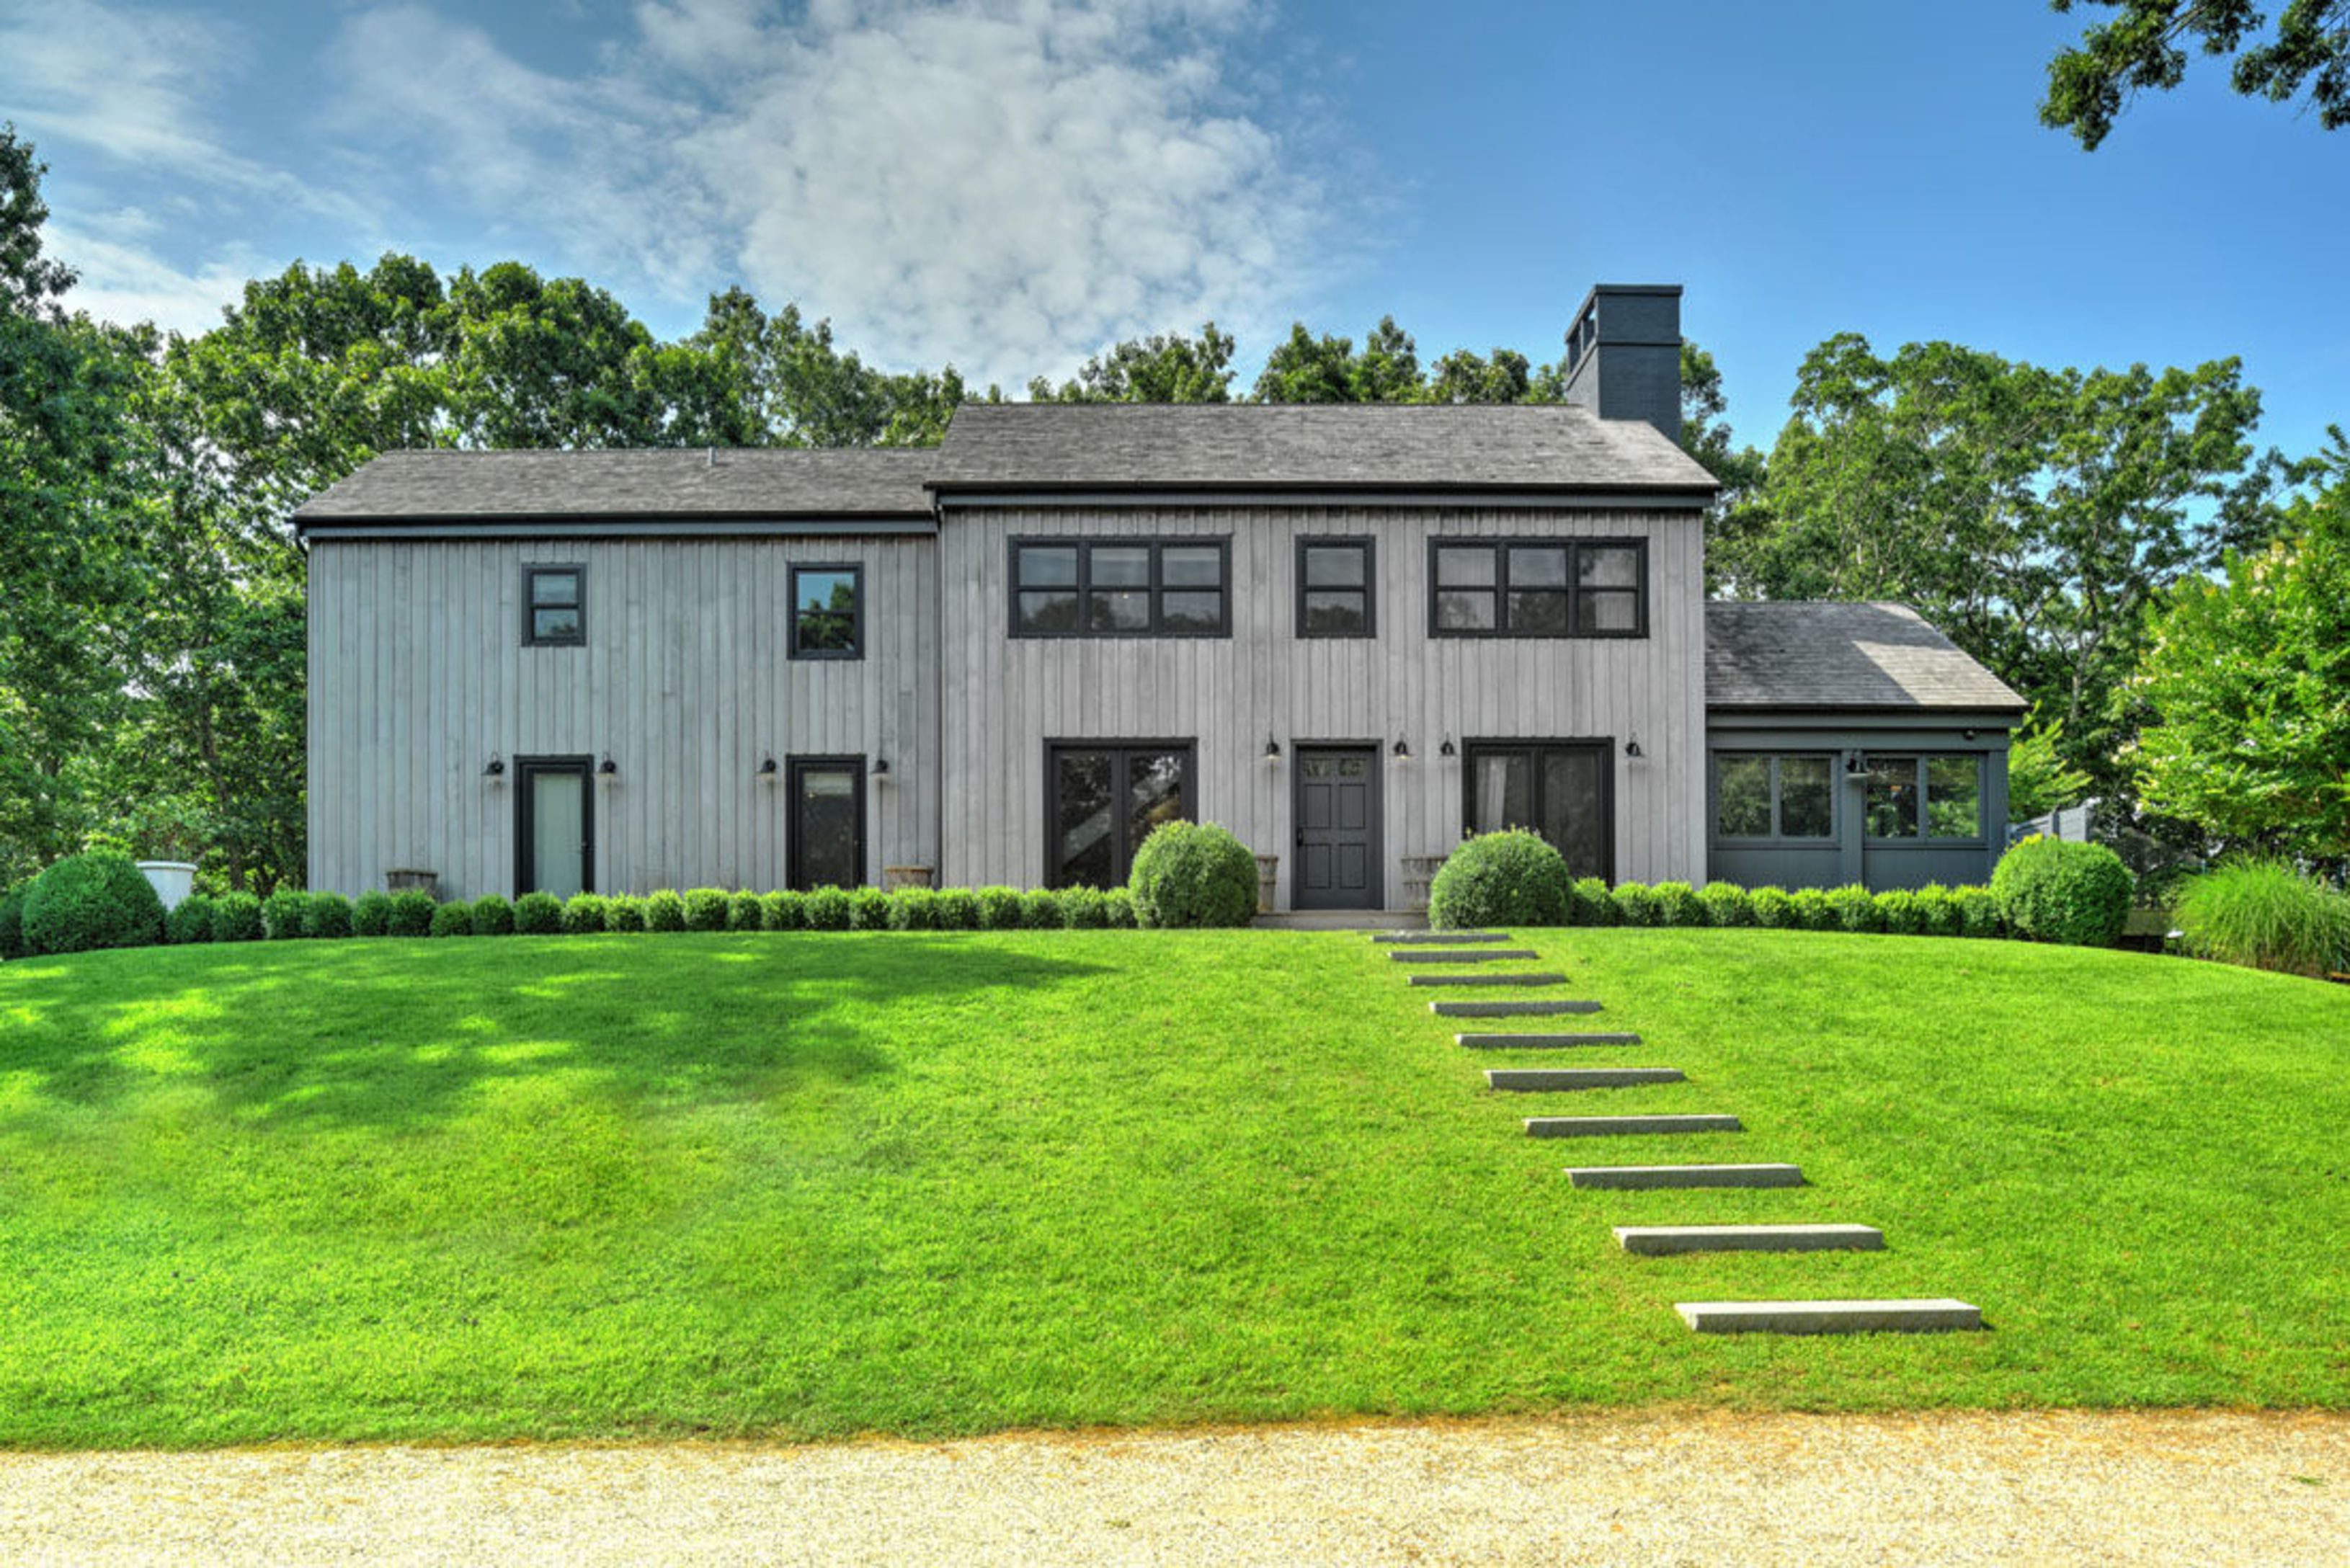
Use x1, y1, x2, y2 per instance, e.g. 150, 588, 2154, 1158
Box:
522, 564, 586, 647
1460, 736, 1617, 884
1042, 739, 1198, 889
787, 561, 865, 661
785, 754, 868, 890
1294, 535, 1376, 639
1425, 536, 1650, 640
514, 755, 595, 896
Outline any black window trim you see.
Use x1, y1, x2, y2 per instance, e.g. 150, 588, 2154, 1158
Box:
785, 754, 868, 890
1043, 737, 1198, 888
1862, 752, 1988, 847
788, 561, 865, 662
1294, 534, 1377, 639
1459, 736, 1617, 884
522, 564, 587, 647
1008, 536, 1233, 639
1709, 750, 1839, 846
1425, 536, 1649, 640
513, 754, 595, 896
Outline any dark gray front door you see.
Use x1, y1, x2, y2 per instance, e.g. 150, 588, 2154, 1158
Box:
1294, 747, 1381, 910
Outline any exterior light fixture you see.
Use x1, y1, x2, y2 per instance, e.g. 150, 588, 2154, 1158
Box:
1846, 752, 1869, 776
757, 755, 779, 778
1264, 734, 1281, 760
1438, 736, 1456, 758
482, 754, 505, 778
873, 758, 891, 777
1624, 736, 1643, 759
1392, 738, 1412, 760
597, 754, 618, 777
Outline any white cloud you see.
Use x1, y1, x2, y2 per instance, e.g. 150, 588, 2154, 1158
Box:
48, 223, 258, 334
326, 0, 1334, 383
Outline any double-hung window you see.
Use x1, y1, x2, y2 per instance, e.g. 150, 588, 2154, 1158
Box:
1428, 538, 1646, 638
524, 566, 585, 646
790, 564, 863, 659
1296, 537, 1375, 637
1713, 754, 1835, 841
1010, 539, 1230, 637
1864, 754, 1985, 841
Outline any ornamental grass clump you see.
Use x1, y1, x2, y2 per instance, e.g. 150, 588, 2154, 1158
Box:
1129, 820, 1261, 928
1427, 831, 1570, 930
2171, 858, 2350, 976
1993, 836, 2132, 947
22, 852, 166, 955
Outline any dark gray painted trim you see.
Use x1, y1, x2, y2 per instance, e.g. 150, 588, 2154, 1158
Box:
1294, 535, 1376, 639
1008, 537, 1233, 640
297, 518, 940, 541
1706, 704, 2026, 722
1459, 736, 1616, 884
1706, 749, 1840, 849
785, 754, 868, 891
1290, 741, 1384, 911
1042, 738, 1197, 889
1426, 537, 1650, 641
522, 564, 586, 648
514, 755, 595, 896
934, 487, 1714, 511
788, 562, 864, 662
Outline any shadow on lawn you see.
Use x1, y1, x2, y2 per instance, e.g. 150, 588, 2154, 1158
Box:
0, 935, 1110, 1129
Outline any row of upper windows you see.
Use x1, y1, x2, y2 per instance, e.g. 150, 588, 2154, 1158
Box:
520, 535, 1653, 657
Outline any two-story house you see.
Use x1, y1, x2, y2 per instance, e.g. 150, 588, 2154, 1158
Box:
294, 285, 2024, 911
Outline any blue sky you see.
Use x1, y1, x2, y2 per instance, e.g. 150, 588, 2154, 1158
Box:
4, 0, 2344, 454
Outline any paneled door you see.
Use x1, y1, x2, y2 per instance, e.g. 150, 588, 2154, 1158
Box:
516, 757, 593, 897
1294, 746, 1382, 910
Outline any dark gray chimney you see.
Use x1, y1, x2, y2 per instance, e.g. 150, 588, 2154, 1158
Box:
1561, 284, 1683, 444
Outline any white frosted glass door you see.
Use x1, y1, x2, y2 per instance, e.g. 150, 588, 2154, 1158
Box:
526, 766, 588, 897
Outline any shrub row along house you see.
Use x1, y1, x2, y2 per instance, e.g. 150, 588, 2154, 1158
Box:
296, 285, 2025, 912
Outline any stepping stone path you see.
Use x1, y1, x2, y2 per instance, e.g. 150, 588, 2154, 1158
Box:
1372, 929, 1981, 1337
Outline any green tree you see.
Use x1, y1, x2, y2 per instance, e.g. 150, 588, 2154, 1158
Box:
2043, 1, 2350, 148
2005, 713, 2097, 821
1676, 342, 1771, 593
1028, 323, 1236, 403
2128, 429, 2350, 857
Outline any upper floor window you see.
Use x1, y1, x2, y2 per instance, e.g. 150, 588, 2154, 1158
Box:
790, 564, 863, 660
1428, 538, 1647, 638
1714, 753, 1835, 842
1010, 538, 1230, 638
525, 566, 584, 646
1864, 754, 1984, 841
1297, 538, 1375, 638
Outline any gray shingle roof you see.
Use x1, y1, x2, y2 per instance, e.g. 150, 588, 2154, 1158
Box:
1705, 602, 2026, 712
293, 447, 938, 522
928, 403, 1719, 493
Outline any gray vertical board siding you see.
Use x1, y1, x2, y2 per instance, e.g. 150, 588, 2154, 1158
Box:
938, 503, 1706, 903
306, 535, 940, 899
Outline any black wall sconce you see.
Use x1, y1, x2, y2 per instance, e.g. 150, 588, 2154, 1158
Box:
1846, 752, 1869, 775
1264, 734, 1281, 760
597, 754, 618, 777
873, 757, 891, 778
1438, 736, 1456, 758
757, 755, 779, 778
1624, 735, 1644, 759
1392, 737, 1412, 760
481, 754, 505, 778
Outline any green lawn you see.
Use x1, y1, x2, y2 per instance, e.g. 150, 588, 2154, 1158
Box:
1, 927, 2346, 1447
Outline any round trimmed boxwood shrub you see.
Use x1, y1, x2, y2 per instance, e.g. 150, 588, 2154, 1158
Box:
683, 888, 731, 932
305, 892, 355, 940
604, 895, 646, 933
1791, 888, 1835, 932
850, 886, 891, 930
387, 891, 437, 937
1954, 885, 2001, 939
352, 890, 392, 937
166, 891, 218, 945
1427, 831, 1570, 930
1570, 876, 1616, 927
1103, 887, 1138, 929
727, 891, 762, 932
471, 894, 515, 936
212, 890, 264, 943
1697, 881, 1752, 927
513, 891, 563, 935
1748, 886, 1797, 930
1018, 888, 1062, 929
1825, 884, 1879, 933
1130, 820, 1261, 929
22, 852, 165, 955
804, 886, 853, 930
561, 893, 609, 934
760, 890, 806, 931
1875, 888, 1926, 935
1650, 881, 1704, 927
1912, 883, 1962, 937
933, 888, 979, 930
645, 890, 686, 932
1610, 882, 1657, 927
886, 888, 940, 930
976, 887, 1023, 930
1058, 885, 1108, 928
1992, 836, 2132, 947
262, 888, 311, 940
429, 900, 473, 937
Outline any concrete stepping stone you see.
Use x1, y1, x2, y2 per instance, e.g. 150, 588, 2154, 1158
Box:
1566, 1164, 1804, 1190
1454, 1031, 1641, 1050
1487, 1068, 1684, 1092
1371, 932, 1508, 945
1616, 1224, 1882, 1255
1431, 999, 1601, 1017
1389, 950, 1539, 963
1407, 972, 1569, 988
1525, 1113, 1741, 1138
1674, 1299, 1982, 1335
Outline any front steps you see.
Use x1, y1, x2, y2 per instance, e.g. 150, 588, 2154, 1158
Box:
1486, 1067, 1684, 1092
1565, 1163, 1806, 1190
1616, 1224, 1883, 1255
1675, 1299, 1983, 1335
1430, 999, 1603, 1017
1455, 1031, 1642, 1050
1526, 1113, 1742, 1139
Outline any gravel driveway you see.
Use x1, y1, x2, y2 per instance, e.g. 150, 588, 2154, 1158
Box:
4, 1412, 2346, 1566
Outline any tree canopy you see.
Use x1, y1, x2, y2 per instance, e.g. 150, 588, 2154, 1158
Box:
2043, 0, 2350, 148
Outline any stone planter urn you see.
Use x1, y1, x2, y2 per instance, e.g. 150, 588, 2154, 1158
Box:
135, 860, 198, 913
884, 865, 935, 891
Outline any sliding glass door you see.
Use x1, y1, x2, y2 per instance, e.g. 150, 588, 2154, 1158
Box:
1463, 741, 1614, 882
